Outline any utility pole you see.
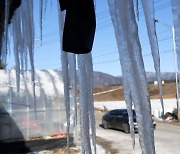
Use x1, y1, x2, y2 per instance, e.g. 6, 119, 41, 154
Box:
155, 20, 180, 121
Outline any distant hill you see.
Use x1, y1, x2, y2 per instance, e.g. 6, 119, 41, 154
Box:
93, 72, 122, 88
93, 72, 176, 88
0, 69, 175, 89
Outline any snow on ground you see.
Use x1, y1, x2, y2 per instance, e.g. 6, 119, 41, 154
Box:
94, 99, 177, 118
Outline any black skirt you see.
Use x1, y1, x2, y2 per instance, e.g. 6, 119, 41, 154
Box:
59, 0, 96, 54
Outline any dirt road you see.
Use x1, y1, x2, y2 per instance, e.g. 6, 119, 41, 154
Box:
95, 111, 180, 154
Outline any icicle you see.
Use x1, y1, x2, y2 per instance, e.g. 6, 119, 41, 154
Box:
57, 0, 65, 48
44, 0, 48, 19
135, 0, 139, 21
3, 0, 10, 63
108, 0, 135, 148
172, 0, 180, 121
68, 53, 77, 127
20, 2, 29, 72
11, 8, 21, 92
108, 0, 155, 153
26, 0, 35, 85
141, 0, 164, 116
9, 0, 36, 115
61, 51, 70, 154
78, 54, 92, 154
23, 0, 36, 115
86, 53, 96, 154
0, 1, 7, 62
39, 0, 43, 44
57, 2, 71, 152
172, 1, 180, 82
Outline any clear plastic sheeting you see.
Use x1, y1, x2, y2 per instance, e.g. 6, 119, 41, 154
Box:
0, 69, 72, 141
108, 0, 155, 153
141, 0, 164, 116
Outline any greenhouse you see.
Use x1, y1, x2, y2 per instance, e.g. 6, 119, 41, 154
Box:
0, 69, 75, 141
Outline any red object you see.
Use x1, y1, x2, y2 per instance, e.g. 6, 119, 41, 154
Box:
22, 116, 41, 130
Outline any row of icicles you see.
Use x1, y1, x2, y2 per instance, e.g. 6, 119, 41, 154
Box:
0, 0, 180, 154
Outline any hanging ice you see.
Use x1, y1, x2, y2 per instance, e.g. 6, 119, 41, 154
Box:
3, 0, 10, 64
108, 0, 135, 147
39, 0, 43, 42
78, 54, 92, 154
43, 0, 48, 19
57, 3, 70, 153
1, 0, 36, 98
108, 0, 155, 153
68, 53, 77, 127
135, 0, 139, 21
141, 0, 164, 116
86, 53, 96, 154
0, 0, 166, 153
11, 8, 21, 92
0, 0, 10, 65
61, 51, 71, 154
172, 0, 180, 79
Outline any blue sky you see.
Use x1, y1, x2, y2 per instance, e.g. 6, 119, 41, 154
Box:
6, 0, 175, 76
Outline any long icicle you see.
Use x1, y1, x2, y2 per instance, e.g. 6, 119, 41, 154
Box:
108, 0, 155, 153
135, 0, 139, 21
61, 51, 70, 154
108, 0, 135, 147
3, 0, 10, 63
57, 2, 71, 152
116, 0, 155, 152
25, 0, 36, 117
86, 53, 96, 154
171, 0, 180, 120
68, 53, 77, 127
11, 8, 21, 92
141, 0, 164, 117
39, 0, 43, 44
78, 54, 92, 154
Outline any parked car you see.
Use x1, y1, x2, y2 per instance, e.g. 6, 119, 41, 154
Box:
102, 109, 156, 133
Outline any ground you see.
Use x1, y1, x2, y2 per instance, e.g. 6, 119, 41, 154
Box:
93, 81, 180, 153
95, 111, 180, 154
93, 82, 176, 101
6, 82, 178, 153
50, 82, 179, 154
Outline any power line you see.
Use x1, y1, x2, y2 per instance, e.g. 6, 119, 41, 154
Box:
92, 33, 172, 55
93, 51, 118, 58
93, 49, 173, 65
39, 1, 171, 38
139, 2, 171, 16
35, 1, 172, 49
142, 36, 172, 46
96, 0, 167, 19
96, 2, 171, 31
34, 49, 173, 68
